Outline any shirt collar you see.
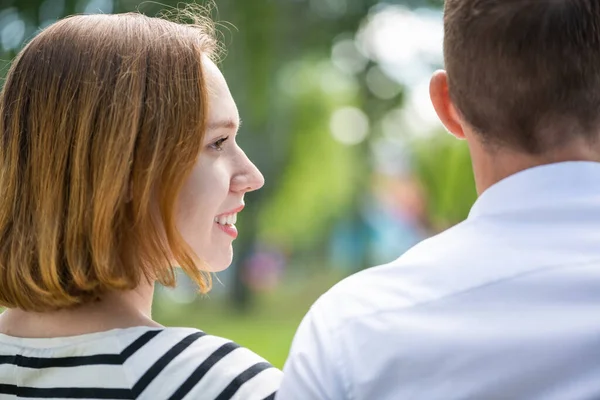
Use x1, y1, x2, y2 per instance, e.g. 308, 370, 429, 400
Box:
467, 161, 600, 220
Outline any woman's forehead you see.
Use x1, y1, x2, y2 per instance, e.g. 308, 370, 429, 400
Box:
203, 58, 239, 127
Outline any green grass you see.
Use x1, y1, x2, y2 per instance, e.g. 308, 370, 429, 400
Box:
153, 270, 344, 369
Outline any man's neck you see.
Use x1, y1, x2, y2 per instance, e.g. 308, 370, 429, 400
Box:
469, 138, 600, 195
0, 281, 160, 338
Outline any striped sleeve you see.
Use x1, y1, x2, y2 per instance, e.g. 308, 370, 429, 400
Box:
0, 329, 161, 399
125, 329, 282, 400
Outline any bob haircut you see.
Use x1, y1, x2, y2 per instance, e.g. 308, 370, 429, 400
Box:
0, 9, 219, 312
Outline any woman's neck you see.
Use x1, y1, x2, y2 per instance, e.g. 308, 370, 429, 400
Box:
0, 281, 161, 338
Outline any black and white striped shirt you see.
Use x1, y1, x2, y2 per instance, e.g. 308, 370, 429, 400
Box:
0, 326, 282, 399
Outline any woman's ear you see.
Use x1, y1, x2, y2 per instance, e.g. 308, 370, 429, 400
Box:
429, 70, 466, 140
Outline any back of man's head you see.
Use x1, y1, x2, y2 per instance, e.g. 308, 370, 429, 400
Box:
444, 0, 600, 153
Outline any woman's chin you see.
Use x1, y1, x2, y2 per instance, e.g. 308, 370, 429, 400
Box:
209, 262, 232, 273
205, 248, 234, 272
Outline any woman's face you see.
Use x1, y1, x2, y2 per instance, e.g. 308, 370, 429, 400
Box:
176, 58, 264, 271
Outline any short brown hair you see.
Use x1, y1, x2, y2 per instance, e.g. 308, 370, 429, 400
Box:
444, 0, 600, 153
0, 10, 219, 312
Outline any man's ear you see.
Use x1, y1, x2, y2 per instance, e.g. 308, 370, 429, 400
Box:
429, 70, 465, 139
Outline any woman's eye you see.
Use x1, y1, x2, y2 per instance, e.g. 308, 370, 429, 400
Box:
210, 137, 229, 151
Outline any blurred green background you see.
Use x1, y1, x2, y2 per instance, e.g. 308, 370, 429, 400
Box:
0, 0, 477, 368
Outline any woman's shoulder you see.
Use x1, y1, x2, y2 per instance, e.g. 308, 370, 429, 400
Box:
120, 326, 282, 400
0, 326, 281, 399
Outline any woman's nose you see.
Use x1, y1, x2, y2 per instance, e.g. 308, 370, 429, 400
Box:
231, 152, 265, 194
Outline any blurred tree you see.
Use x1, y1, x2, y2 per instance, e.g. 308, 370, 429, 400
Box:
412, 134, 477, 230
213, 0, 377, 309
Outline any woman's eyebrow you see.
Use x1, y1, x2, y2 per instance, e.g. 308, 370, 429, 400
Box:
207, 118, 241, 131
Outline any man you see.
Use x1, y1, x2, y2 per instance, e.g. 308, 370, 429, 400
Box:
276, 1, 600, 399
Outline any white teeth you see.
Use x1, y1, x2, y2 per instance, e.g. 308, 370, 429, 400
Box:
215, 213, 237, 226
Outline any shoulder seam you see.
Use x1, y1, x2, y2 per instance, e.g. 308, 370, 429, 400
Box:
338, 256, 600, 323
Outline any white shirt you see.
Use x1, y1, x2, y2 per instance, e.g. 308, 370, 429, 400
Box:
277, 161, 600, 400
0, 326, 282, 399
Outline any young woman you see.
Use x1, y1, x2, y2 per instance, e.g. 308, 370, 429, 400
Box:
0, 10, 280, 400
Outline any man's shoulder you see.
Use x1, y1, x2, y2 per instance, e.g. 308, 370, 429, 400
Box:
312, 219, 506, 325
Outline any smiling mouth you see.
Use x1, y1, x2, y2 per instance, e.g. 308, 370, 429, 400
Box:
214, 213, 237, 226
214, 212, 238, 238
